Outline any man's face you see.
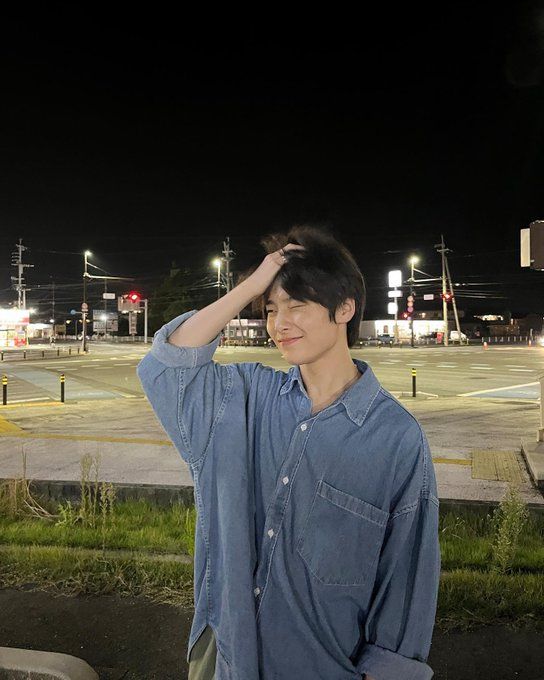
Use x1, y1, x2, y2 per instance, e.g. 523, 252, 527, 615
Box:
265, 284, 348, 364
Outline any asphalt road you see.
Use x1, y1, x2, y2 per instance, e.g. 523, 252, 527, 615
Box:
0, 342, 542, 405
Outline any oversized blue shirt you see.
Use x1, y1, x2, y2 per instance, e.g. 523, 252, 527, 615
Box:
137, 310, 441, 680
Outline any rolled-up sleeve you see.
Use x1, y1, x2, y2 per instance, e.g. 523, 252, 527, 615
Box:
137, 310, 260, 466
354, 435, 441, 680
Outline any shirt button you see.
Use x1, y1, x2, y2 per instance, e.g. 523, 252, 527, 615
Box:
267, 529, 274, 538
300, 423, 307, 431
254, 587, 260, 596
282, 476, 289, 485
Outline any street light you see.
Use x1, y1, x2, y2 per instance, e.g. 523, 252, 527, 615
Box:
212, 258, 222, 300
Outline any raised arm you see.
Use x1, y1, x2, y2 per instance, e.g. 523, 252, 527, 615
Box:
168, 242, 304, 348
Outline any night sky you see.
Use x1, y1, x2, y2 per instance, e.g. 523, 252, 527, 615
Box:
1, 6, 544, 321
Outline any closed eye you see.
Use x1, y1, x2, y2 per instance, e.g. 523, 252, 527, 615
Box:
266, 304, 305, 313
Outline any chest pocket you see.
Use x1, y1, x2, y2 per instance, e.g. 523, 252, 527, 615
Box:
296, 479, 390, 587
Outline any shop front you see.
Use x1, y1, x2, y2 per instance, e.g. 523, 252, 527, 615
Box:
0, 309, 29, 348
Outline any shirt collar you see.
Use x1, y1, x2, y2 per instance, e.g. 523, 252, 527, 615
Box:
280, 358, 381, 427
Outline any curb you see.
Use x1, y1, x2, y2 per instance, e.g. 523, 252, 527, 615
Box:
0, 647, 98, 679
2, 477, 544, 517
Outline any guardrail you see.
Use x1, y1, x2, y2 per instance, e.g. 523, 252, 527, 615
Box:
0, 347, 83, 362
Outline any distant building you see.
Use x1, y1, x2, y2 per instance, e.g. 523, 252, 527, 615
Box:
0, 308, 29, 347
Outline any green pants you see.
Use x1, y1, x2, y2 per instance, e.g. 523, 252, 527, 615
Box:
188, 624, 217, 680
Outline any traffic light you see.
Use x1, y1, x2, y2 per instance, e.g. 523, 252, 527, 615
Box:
404, 294, 414, 320
441, 292, 453, 302
118, 292, 142, 312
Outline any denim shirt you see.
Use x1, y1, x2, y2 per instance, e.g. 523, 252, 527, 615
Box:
137, 310, 441, 680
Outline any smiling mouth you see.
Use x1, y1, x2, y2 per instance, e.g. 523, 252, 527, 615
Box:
279, 337, 302, 346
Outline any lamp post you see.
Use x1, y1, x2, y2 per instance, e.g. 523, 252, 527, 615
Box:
212, 258, 222, 300
408, 256, 419, 348
82, 250, 91, 353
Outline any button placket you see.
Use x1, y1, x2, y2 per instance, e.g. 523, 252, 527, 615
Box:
255, 416, 312, 607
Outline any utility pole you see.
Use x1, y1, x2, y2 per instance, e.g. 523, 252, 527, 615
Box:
435, 235, 449, 346
11, 239, 34, 309
82, 251, 91, 353
445, 253, 463, 343
222, 238, 234, 344
221, 237, 248, 346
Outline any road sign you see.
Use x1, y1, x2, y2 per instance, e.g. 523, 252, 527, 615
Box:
81, 303, 88, 312
423, 294, 434, 300
129, 312, 137, 335
102, 292, 116, 300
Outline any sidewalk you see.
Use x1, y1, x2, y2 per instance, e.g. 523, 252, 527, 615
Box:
0, 394, 543, 511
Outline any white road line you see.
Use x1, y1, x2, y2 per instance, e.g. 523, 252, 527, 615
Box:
508, 368, 534, 372
113, 363, 132, 366
92, 367, 111, 370
3, 397, 53, 403
379, 361, 397, 364
506, 365, 527, 368
458, 381, 538, 397
406, 362, 427, 366
436, 363, 457, 368
470, 366, 493, 370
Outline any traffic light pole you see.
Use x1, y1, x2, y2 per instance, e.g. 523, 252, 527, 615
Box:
409, 261, 415, 348
144, 299, 148, 344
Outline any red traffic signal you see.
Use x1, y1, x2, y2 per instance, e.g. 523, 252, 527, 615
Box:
127, 291, 141, 303
441, 292, 453, 302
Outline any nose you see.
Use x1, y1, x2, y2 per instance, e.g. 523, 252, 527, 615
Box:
273, 308, 291, 334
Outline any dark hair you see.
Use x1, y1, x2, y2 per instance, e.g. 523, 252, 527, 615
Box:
257, 224, 366, 347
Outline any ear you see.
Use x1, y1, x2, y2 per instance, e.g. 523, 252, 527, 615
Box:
335, 298, 356, 324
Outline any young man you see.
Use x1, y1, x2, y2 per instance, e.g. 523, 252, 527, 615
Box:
137, 225, 441, 680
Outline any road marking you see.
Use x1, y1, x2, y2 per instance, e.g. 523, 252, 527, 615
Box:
506, 365, 527, 368
432, 457, 471, 466
0, 416, 23, 432
0, 431, 173, 445
509, 368, 534, 372
436, 363, 457, 368
92, 367, 112, 370
470, 366, 493, 370
113, 363, 132, 366
379, 361, 397, 364
407, 362, 427, 366
458, 381, 538, 397
0, 397, 54, 404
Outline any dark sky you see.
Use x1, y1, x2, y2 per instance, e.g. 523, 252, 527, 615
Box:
1, 6, 544, 319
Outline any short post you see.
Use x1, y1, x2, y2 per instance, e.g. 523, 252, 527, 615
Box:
412, 368, 417, 398
68, 347, 72, 356
77, 347, 80, 355
0, 351, 3, 361
23, 350, 26, 359
2, 375, 7, 405
57, 348, 60, 357
60, 373, 65, 403
42, 350, 45, 358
